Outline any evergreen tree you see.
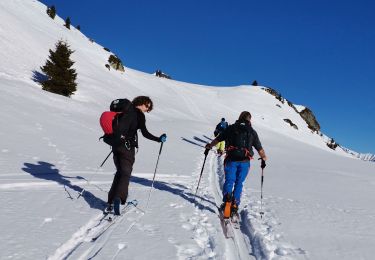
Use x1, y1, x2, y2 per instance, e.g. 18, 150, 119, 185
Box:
46, 5, 56, 19
76, 25, 81, 31
252, 80, 258, 86
65, 17, 71, 29
40, 40, 77, 97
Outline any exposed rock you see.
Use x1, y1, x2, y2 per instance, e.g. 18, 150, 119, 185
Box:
155, 69, 171, 79
299, 107, 320, 132
326, 138, 338, 150
283, 119, 298, 130
263, 87, 284, 103
108, 54, 125, 72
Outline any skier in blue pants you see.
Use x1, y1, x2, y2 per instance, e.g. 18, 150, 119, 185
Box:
223, 161, 250, 205
205, 111, 267, 215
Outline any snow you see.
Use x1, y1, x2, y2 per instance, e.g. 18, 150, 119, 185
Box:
0, 1, 374, 259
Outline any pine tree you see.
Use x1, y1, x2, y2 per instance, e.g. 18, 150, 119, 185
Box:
46, 5, 56, 19
40, 40, 77, 97
65, 17, 71, 29
252, 80, 258, 86
76, 25, 81, 31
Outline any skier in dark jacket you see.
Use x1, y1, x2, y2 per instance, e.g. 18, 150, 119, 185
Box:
205, 111, 266, 216
214, 118, 229, 155
106, 96, 167, 215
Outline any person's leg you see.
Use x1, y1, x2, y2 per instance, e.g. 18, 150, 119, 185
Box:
232, 161, 250, 205
222, 161, 238, 201
107, 151, 120, 204
107, 147, 135, 205
218, 141, 225, 153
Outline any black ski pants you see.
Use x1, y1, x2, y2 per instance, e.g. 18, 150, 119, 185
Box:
107, 146, 135, 204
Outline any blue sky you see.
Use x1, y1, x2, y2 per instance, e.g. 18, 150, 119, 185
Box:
40, 0, 375, 154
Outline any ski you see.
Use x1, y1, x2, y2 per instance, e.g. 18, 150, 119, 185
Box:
218, 208, 235, 238
90, 199, 138, 242
230, 212, 240, 229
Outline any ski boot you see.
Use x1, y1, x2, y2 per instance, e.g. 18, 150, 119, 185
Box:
222, 194, 232, 219
113, 197, 121, 215
103, 203, 113, 215
230, 202, 239, 218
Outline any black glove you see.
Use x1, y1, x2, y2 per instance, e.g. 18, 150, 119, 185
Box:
159, 133, 167, 143
259, 158, 266, 169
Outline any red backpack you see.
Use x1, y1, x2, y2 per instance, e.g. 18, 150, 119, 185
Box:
100, 111, 118, 134
99, 99, 132, 146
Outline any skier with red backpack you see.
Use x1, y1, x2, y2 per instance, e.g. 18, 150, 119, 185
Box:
100, 96, 166, 215
205, 111, 267, 218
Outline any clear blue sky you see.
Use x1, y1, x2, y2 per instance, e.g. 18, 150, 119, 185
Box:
40, 0, 375, 154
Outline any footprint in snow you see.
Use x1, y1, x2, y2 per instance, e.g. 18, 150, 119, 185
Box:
170, 203, 184, 209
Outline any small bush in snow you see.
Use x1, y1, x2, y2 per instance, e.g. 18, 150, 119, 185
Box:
65, 17, 71, 29
46, 5, 56, 19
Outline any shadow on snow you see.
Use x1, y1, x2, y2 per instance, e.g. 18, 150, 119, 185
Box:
131, 176, 216, 213
22, 161, 105, 210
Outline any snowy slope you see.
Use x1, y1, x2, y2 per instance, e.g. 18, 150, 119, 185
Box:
1, 1, 375, 260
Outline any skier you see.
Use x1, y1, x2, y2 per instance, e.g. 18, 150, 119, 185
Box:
105, 96, 167, 215
206, 111, 267, 217
214, 118, 229, 155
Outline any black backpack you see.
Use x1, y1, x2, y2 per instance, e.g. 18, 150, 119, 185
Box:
226, 123, 251, 161
100, 99, 132, 146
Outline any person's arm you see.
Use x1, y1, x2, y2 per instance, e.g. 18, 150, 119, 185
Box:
206, 128, 228, 149
252, 130, 267, 161
138, 111, 161, 142
258, 149, 267, 161
206, 138, 219, 149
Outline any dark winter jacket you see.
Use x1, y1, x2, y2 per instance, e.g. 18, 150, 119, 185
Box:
214, 121, 229, 136
112, 105, 160, 148
216, 120, 263, 160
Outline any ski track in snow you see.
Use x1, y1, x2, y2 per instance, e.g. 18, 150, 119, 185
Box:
208, 153, 308, 260
47, 202, 141, 260
208, 153, 255, 260
169, 153, 218, 259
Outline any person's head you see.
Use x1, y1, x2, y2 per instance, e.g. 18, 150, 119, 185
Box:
132, 96, 153, 113
221, 118, 225, 122
238, 111, 251, 124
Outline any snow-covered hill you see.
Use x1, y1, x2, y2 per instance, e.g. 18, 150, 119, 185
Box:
1, 1, 375, 259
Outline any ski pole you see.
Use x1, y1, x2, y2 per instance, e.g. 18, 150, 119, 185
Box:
260, 165, 265, 218
77, 150, 112, 199
144, 142, 164, 210
194, 148, 210, 197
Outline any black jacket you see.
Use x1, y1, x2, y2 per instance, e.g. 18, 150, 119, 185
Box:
113, 105, 160, 148
216, 120, 263, 158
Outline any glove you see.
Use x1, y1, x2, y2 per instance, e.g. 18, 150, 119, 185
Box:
159, 133, 167, 143
258, 158, 266, 169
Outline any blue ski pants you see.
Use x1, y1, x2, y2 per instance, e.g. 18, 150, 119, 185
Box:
223, 160, 250, 205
